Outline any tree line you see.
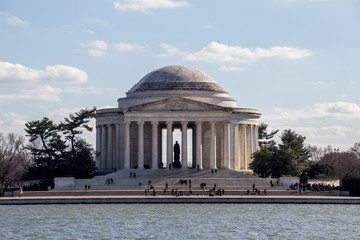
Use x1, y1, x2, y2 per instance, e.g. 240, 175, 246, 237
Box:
250, 123, 360, 195
0, 107, 97, 190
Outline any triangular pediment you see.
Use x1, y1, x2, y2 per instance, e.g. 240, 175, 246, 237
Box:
126, 97, 228, 112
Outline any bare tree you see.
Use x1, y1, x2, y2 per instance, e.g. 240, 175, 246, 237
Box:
306, 144, 332, 163
320, 151, 360, 180
0, 133, 30, 187
349, 142, 360, 158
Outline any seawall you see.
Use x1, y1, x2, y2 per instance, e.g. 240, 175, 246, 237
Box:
1, 195, 360, 205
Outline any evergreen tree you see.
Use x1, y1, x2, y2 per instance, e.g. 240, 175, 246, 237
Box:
274, 129, 309, 177
306, 163, 335, 178
59, 107, 96, 154
249, 146, 273, 178
24, 108, 97, 184
25, 118, 67, 179
250, 123, 278, 177
258, 123, 279, 148
65, 139, 97, 178
250, 127, 309, 178
25, 117, 65, 161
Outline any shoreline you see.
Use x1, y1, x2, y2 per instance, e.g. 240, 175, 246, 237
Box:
1, 195, 360, 205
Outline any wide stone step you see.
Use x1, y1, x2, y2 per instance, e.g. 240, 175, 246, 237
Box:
22, 189, 339, 197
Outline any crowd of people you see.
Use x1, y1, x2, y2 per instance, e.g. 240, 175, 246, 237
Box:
140, 178, 228, 197
289, 182, 334, 192
245, 184, 267, 195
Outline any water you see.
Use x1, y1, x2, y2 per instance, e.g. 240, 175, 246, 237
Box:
1, 204, 359, 239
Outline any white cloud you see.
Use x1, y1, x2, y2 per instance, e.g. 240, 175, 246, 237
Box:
158, 42, 312, 70
0, 85, 62, 103
113, 0, 189, 13
88, 40, 108, 50
6, 16, 30, 27
315, 102, 360, 118
265, 102, 360, 123
0, 112, 29, 135
271, 125, 354, 150
83, 40, 147, 57
47, 107, 85, 119
204, 24, 213, 29
294, 126, 352, 139
157, 43, 185, 57
84, 29, 96, 35
115, 43, 147, 52
81, 40, 108, 57
0, 62, 88, 86
88, 49, 106, 57
218, 66, 246, 72
0, 12, 30, 27
82, 18, 117, 28
183, 42, 313, 65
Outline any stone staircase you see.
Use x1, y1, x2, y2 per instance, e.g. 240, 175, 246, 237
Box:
21, 169, 339, 197
72, 168, 277, 191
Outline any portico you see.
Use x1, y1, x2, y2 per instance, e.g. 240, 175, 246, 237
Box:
96, 65, 261, 173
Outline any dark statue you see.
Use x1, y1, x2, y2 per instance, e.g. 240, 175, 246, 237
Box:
173, 141, 182, 168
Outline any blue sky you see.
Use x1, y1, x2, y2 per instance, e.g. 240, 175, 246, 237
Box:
0, 0, 359, 151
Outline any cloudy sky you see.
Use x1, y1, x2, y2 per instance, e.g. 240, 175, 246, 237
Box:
1, 0, 359, 151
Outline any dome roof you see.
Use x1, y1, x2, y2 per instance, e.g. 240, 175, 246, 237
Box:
128, 65, 227, 93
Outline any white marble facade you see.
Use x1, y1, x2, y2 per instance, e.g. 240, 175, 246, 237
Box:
96, 65, 261, 172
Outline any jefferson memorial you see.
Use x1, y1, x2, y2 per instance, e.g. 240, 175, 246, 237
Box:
95, 65, 261, 173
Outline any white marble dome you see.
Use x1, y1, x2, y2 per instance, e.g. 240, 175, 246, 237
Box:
119, 65, 237, 108
128, 65, 227, 93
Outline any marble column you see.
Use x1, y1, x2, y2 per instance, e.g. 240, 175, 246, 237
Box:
107, 124, 113, 170
96, 125, 101, 169
115, 123, 121, 171
181, 121, 188, 168
101, 125, 107, 170
254, 125, 259, 151
137, 121, 144, 169
242, 124, 247, 170
233, 123, 240, 170
210, 121, 217, 169
151, 121, 158, 169
166, 121, 173, 168
196, 121, 203, 169
124, 121, 130, 169
223, 122, 230, 169
248, 125, 254, 170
